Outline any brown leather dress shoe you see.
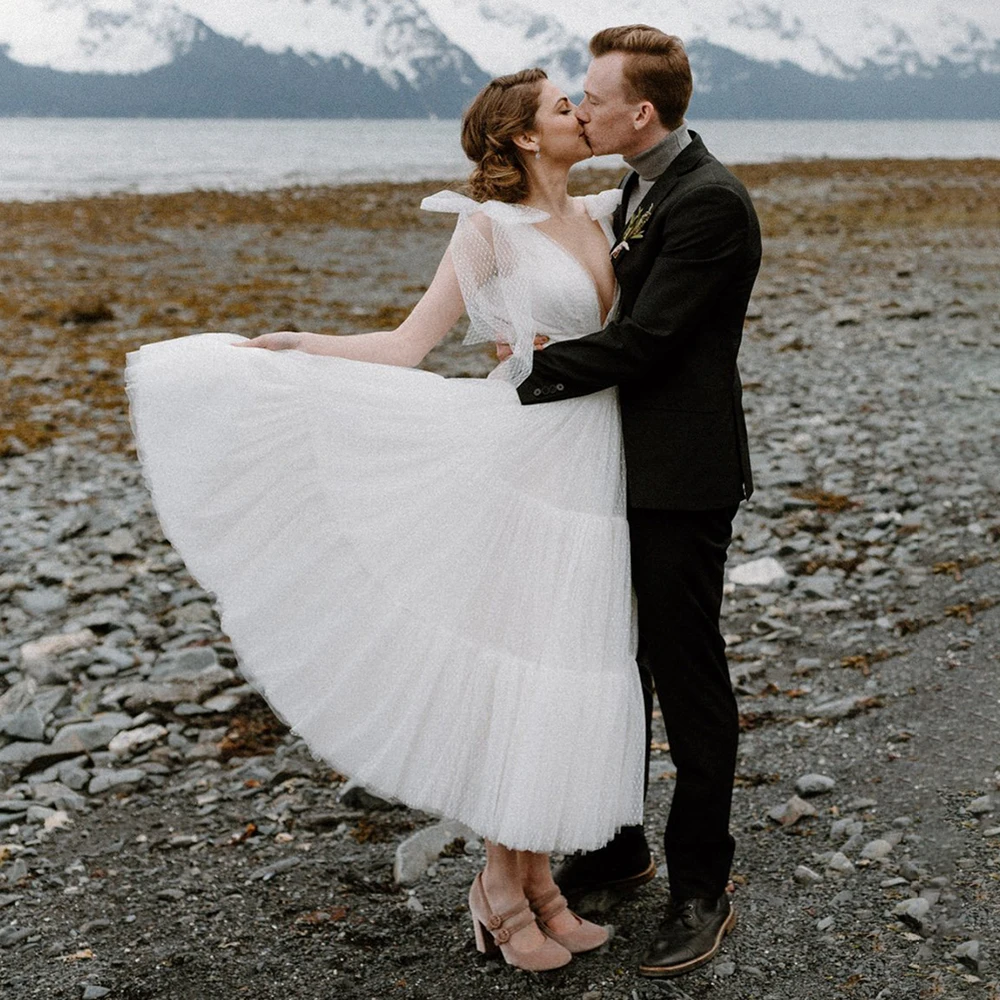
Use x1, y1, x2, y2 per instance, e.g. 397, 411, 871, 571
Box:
638, 893, 735, 978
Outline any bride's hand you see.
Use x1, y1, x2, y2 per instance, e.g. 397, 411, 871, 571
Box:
495, 335, 549, 362
234, 332, 305, 351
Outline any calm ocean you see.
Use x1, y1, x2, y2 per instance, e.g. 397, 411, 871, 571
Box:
1, 118, 997, 202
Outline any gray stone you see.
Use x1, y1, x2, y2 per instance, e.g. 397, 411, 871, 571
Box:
52, 713, 136, 753
29, 781, 87, 812
247, 856, 300, 882
0, 708, 47, 742
826, 852, 855, 874
73, 571, 132, 595
952, 940, 980, 973
149, 647, 218, 679
860, 839, 893, 861
4, 858, 29, 884
88, 768, 146, 794
394, 820, 477, 886
0, 741, 80, 773
14, 587, 68, 616
0, 924, 32, 947
800, 574, 838, 599
729, 557, 788, 588
795, 773, 836, 797
768, 795, 817, 826
807, 695, 877, 721
893, 897, 931, 932
19, 630, 97, 684
82, 987, 113, 999
108, 723, 168, 756
714, 960, 737, 977
201, 692, 245, 713
816, 916, 835, 931
967, 795, 994, 815
100, 664, 234, 710
793, 865, 823, 885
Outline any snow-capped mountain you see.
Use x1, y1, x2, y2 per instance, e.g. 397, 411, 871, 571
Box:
0, 0, 997, 118
421, 0, 1000, 91
0, 0, 206, 74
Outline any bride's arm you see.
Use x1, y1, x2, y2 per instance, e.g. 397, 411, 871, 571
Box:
236, 248, 465, 368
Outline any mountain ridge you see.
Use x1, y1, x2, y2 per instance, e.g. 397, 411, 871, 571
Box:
0, 0, 997, 118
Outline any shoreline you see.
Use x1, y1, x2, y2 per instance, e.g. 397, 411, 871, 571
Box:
1, 154, 998, 208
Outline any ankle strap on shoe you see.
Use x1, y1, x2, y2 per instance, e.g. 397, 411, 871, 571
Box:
531, 888, 569, 923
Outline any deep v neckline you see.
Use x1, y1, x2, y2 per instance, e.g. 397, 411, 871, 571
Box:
529, 222, 616, 327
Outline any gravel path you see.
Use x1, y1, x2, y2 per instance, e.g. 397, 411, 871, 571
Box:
1, 160, 998, 999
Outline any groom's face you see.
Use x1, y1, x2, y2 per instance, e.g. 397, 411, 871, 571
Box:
576, 53, 644, 157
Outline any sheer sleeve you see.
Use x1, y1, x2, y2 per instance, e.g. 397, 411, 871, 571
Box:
421, 191, 547, 388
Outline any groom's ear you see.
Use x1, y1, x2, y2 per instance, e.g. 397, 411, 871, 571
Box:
633, 101, 659, 131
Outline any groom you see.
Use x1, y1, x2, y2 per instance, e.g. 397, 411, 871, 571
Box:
516, 26, 760, 978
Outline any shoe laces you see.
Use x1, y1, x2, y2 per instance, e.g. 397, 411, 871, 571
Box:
670, 898, 699, 927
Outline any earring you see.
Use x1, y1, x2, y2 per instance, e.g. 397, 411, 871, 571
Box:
535, 149, 541, 160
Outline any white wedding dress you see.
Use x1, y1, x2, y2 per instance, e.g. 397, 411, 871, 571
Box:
125, 188, 645, 853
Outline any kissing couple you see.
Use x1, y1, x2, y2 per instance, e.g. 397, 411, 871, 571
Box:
126, 24, 761, 979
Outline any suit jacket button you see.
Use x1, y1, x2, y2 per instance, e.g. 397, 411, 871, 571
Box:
533, 388, 541, 396
556, 383, 564, 391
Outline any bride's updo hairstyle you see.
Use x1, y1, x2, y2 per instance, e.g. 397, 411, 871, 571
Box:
461, 68, 547, 204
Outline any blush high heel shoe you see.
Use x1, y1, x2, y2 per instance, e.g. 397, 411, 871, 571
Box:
468, 873, 572, 971
529, 886, 609, 953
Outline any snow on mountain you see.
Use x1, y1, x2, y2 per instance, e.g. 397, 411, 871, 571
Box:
418, 0, 588, 84
421, 0, 1000, 90
0, 0, 205, 74
0, 0, 996, 118
2, 0, 997, 85
180, 0, 481, 87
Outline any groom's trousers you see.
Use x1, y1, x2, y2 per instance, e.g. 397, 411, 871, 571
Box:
625, 503, 740, 900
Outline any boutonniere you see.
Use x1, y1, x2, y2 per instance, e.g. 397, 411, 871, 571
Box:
611, 204, 652, 259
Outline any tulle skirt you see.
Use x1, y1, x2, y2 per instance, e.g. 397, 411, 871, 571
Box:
125, 333, 644, 852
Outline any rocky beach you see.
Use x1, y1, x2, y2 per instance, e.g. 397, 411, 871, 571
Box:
1, 159, 999, 1000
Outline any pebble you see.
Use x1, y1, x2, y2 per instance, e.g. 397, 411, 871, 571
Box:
795, 773, 836, 797
859, 839, 893, 860
729, 556, 787, 587
793, 865, 823, 885
967, 795, 994, 815
826, 852, 855, 874
81, 986, 112, 999
393, 820, 476, 886
768, 795, 817, 826
816, 916, 835, 931
714, 960, 737, 977
952, 940, 980, 973
87, 768, 146, 794
893, 897, 931, 932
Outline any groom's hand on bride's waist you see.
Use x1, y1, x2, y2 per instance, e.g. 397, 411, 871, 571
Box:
495, 335, 549, 361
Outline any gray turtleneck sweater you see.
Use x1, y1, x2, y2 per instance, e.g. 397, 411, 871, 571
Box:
624, 123, 691, 219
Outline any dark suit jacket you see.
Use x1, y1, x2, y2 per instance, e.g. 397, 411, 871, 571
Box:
516, 132, 761, 510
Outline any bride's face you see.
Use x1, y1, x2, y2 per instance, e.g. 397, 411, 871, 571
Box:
529, 80, 592, 166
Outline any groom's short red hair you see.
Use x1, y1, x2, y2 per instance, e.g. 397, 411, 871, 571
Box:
590, 25, 692, 131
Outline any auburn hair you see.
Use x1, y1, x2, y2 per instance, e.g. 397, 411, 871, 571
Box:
461, 68, 547, 204
589, 25, 692, 131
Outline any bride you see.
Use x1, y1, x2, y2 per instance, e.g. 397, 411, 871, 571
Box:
126, 69, 644, 972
